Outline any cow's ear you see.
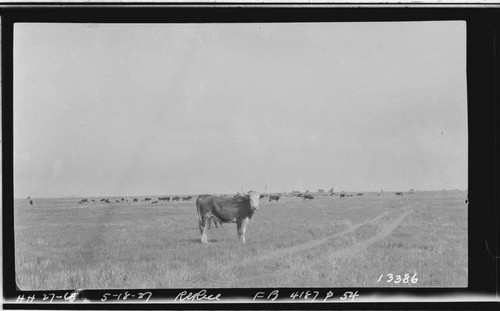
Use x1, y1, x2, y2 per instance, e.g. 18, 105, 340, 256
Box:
259, 194, 265, 199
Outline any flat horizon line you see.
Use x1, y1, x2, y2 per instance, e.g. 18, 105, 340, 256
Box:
15, 189, 467, 200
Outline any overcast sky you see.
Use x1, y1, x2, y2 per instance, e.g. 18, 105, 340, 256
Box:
14, 21, 467, 198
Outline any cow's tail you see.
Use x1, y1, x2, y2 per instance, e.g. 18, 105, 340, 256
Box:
196, 199, 202, 223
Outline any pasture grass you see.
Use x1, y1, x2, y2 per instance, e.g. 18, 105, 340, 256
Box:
14, 191, 467, 289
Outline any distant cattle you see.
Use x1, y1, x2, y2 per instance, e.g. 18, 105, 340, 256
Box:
395, 192, 403, 196
196, 189, 264, 244
269, 194, 281, 202
183, 196, 193, 201
145, 198, 152, 202
303, 194, 314, 200
29, 200, 33, 206
172, 196, 180, 201
105, 199, 110, 203
159, 197, 170, 201
340, 194, 346, 198
78, 199, 88, 204
151, 201, 158, 204
115, 200, 120, 203
100, 199, 106, 202
133, 198, 138, 202
356, 193, 364, 196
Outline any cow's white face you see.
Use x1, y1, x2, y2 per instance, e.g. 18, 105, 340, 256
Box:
247, 191, 262, 211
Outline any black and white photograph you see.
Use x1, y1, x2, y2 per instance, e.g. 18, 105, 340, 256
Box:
11, 19, 470, 293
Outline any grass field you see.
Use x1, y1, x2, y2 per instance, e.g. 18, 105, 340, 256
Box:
13, 191, 467, 290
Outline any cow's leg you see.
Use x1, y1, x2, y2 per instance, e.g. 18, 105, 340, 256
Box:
199, 216, 208, 244
237, 217, 250, 243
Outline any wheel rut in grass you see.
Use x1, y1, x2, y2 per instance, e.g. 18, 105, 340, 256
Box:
232, 205, 417, 285
305, 206, 417, 264
243, 205, 416, 266
78, 205, 118, 265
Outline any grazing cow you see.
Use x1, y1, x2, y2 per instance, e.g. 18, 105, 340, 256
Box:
151, 201, 158, 204
269, 194, 281, 202
105, 199, 110, 203
100, 199, 106, 202
196, 189, 263, 244
303, 194, 314, 200
395, 192, 403, 196
133, 198, 138, 202
356, 193, 364, 196
145, 198, 152, 202
29, 200, 33, 206
172, 196, 180, 201
340, 193, 346, 198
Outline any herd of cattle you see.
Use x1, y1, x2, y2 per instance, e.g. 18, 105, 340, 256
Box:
25, 191, 413, 208
75, 195, 195, 205
24, 189, 418, 243
73, 192, 373, 205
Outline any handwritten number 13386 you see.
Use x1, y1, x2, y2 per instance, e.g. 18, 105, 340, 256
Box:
377, 273, 418, 284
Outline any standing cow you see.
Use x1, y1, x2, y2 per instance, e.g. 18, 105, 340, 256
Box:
269, 194, 281, 202
196, 189, 263, 244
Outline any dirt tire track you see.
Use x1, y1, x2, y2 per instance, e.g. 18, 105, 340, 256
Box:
78, 205, 118, 265
232, 206, 417, 285
242, 204, 417, 266
303, 206, 416, 265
